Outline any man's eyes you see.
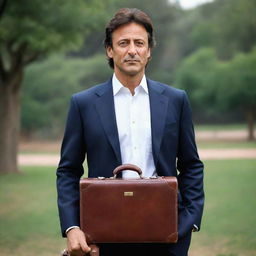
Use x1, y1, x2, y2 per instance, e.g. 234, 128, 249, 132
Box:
136, 41, 144, 46
119, 41, 128, 46
118, 41, 145, 47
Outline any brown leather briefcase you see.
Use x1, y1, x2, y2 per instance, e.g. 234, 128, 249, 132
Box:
80, 164, 178, 245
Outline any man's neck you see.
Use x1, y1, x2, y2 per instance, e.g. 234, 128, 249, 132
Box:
114, 70, 145, 96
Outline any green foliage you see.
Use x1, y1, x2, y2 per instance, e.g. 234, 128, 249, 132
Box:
175, 48, 220, 115
21, 54, 112, 138
6, 0, 256, 139
189, 0, 256, 59
176, 47, 256, 124
216, 48, 256, 111
0, 0, 112, 55
19, 0, 181, 138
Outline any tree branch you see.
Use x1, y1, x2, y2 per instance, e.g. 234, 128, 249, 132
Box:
0, 55, 7, 81
9, 42, 28, 74
3, 41, 27, 91
6, 38, 16, 56
23, 52, 40, 65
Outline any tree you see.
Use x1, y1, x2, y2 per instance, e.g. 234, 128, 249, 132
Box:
190, 0, 256, 59
176, 47, 256, 140
216, 49, 256, 140
0, 0, 113, 173
21, 54, 112, 138
175, 48, 219, 120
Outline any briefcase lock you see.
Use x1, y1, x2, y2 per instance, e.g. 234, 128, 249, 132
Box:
124, 191, 134, 196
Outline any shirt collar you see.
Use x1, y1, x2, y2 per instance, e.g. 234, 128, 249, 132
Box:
112, 73, 148, 96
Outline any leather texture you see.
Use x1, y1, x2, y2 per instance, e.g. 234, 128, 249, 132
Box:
112, 164, 143, 177
79, 165, 178, 244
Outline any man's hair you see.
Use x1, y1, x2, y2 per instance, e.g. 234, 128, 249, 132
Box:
104, 8, 156, 69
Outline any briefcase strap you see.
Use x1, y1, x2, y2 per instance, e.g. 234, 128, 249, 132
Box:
113, 164, 143, 178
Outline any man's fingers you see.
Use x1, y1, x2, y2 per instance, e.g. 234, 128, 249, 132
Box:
68, 243, 84, 256
79, 239, 91, 254
84, 248, 92, 255
67, 228, 90, 256
68, 249, 82, 256
76, 229, 91, 253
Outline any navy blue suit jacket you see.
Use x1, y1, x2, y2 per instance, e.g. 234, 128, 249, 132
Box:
57, 78, 204, 239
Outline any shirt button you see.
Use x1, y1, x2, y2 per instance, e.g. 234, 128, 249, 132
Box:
132, 121, 135, 124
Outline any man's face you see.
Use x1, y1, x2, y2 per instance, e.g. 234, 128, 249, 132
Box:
106, 22, 151, 77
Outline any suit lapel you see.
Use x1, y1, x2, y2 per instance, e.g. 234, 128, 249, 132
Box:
148, 79, 169, 166
94, 79, 122, 164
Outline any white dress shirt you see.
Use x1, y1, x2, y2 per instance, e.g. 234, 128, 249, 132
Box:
112, 73, 156, 179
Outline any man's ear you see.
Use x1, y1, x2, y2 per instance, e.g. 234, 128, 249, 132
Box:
106, 46, 113, 58
147, 47, 151, 59
146, 48, 152, 63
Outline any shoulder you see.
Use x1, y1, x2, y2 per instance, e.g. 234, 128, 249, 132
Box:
147, 78, 186, 99
71, 79, 112, 103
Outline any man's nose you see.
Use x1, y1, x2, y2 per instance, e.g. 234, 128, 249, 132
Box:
128, 43, 137, 56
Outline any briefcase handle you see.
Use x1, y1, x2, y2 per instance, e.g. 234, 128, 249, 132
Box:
113, 164, 143, 178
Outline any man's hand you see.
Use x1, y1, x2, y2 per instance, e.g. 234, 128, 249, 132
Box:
66, 228, 91, 256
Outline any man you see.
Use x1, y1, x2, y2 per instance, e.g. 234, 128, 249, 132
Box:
57, 8, 204, 256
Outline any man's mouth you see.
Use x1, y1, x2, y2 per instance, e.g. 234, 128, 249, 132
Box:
124, 59, 140, 63
124, 56, 140, 61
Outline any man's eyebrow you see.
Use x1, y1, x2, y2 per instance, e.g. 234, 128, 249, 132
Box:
118, 38, 145, 41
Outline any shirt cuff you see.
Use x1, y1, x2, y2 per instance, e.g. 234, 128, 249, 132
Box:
192, 224, 199, 232
65, 226, 80, 234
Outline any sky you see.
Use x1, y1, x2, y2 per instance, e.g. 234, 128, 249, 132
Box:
170, 0, 214, 9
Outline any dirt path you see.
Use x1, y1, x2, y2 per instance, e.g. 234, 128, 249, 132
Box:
195, 130, 254, 141
198, 148, 256, 160
18, 148, 256, 166
18, 129, 256, 166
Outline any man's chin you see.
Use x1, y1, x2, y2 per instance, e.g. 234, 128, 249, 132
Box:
115, 64, 144, 77
127, 71, 140, 76
123, 67, 142, 76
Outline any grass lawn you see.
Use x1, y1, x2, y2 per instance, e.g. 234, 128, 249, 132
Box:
0, 166, 65, 256
0, 160, 256, 256
190, 159, 256, 256
197, 140, 256, 149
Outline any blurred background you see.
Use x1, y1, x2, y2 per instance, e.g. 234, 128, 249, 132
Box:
0, 0, 255, 255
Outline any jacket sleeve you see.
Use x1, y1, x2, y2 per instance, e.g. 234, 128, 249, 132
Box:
176, 91, 204, 238
56, 95, 86, 237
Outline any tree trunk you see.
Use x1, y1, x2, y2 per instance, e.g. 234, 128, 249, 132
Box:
246, 109, 255, 141
0, 76, 22, 173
